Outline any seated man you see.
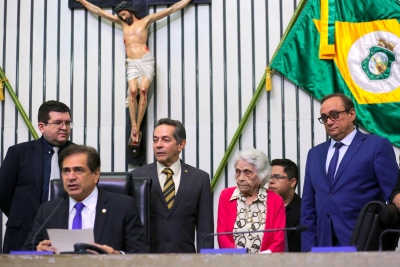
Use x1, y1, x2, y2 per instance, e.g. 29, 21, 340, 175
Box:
22, 145, 147, 254
268, 159, 301, 252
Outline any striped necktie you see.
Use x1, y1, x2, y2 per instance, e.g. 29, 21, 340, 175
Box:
162, 168, 175, 209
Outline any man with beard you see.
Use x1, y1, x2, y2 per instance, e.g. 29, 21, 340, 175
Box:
75, 0, 191, 154
0, 100, 74, 253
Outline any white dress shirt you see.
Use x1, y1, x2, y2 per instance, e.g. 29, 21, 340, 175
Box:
325, 128, 357, 177
68, 186, 98, 229
157, 159, 182, 193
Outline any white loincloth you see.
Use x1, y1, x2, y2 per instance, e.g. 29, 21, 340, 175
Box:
125, 52, 155, 107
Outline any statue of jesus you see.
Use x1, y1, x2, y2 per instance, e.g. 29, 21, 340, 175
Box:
76, 0, 191, 151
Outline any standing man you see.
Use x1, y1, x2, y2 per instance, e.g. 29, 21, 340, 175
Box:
301, 93, 398, 251
268, 159, 301, 252
22, 145, 147, 253
130, 118, 214, 253
75, 0, 191, 149
0, 100, 73, 253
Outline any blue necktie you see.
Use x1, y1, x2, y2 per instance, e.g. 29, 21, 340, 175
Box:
72, 203, 85, 229
327, 142, 344, 185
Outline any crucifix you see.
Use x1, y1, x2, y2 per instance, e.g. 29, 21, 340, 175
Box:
71, 0, 210, 160
69, 0, 211, 18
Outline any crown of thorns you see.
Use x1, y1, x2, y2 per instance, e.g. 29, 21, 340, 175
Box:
114, 1, 135, 13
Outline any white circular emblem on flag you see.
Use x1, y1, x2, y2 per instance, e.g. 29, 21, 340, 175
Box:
347, 31, 400, 93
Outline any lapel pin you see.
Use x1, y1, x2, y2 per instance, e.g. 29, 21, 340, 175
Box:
102, 209, 106, 213
185, 170, 188, 172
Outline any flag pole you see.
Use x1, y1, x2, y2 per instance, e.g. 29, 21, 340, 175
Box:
0, 67, 39, 139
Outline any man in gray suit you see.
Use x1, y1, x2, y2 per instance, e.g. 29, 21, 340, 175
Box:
131, 118, 214, 253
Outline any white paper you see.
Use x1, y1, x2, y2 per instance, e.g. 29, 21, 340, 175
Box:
47, 228, 94, 254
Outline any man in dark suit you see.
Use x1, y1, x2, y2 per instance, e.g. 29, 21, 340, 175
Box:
268, 158, 301, 252
301, 93, 398, 251
22, 145, 147, 253
0, 100, 74, 253
131, 118, 214, 253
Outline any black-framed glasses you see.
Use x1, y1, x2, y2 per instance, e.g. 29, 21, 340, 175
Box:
43, 121, 74, 129
318, 110, 348, 124
270, 174, 290, 180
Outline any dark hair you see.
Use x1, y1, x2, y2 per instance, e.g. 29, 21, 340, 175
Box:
321, 93, 355, 112
115, 1, 141, 20
155, 118, 186, 143
38, 100, 71, 122
271, 158, 299, 188
59, 145, 101, 174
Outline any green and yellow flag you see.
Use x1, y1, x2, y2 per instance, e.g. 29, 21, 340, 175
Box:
270, 0, 400, 146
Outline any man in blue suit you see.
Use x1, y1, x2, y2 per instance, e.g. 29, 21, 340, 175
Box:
301, 93, 398, 251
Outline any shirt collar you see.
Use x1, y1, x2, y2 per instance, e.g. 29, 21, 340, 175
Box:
42, 136, 68, 151
69, 186, 98, 214
230, 187, 267, 203
156, 159, 181, 176
330, 127, 357, 148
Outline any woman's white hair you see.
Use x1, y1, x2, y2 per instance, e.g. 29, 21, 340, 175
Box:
233, 147, 271, 186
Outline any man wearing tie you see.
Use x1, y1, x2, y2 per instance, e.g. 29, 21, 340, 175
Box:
22, 145, 147, 253
130, 118, 214, 253
301, 93, 398, 251
0, 100, 73, 253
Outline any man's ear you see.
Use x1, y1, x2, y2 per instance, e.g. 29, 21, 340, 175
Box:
93, 168, 101, 185
178, 139, 186, 152
38, 122, 45, 134
290, 178, 298, 189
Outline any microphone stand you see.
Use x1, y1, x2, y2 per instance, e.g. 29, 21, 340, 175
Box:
31, 196, 66, 251
201, 225, 308, 251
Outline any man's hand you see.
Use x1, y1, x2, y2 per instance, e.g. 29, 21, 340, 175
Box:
91, 243, 121, 254
37, 240, 56, 252
393, 193, 400, 210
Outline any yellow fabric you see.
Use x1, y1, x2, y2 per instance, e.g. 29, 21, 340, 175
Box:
0, 82, 3, 100
319, 0, 335, 59
266, 67, 272, 91
314, 19, 400, 104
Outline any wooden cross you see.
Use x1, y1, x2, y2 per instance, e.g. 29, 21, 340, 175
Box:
69, 0, 211, 18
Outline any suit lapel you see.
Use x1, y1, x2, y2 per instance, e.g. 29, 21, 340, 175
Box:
169, 161, 189, 214
58, 198, 70, 229
320, 139, 331, 187
32, 138, 45, 197
332, 131, 365, 187
93, 188, 109, 242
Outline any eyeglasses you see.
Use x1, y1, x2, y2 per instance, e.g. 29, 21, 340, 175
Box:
318, 110, 348, 124
270, 174, 290, 180
43, 121, 74, 129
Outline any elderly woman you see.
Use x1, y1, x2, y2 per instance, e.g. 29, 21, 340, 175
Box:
217, 148, 285, 253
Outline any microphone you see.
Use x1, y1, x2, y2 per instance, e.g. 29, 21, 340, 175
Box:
378, 228, 400, 251
31, 195, 66, 251
201, 225, 308, 251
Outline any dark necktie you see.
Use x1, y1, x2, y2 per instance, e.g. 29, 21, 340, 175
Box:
72, 203, 85, 229
162, 168, 175, 209
327, 142, 344, 185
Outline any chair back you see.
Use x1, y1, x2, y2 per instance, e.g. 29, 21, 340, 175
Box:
350, 201, 400, 251
131, 177, 152, 249
50, 172, 131, 199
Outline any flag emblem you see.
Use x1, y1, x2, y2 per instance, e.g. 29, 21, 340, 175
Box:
361, 44, 395, 81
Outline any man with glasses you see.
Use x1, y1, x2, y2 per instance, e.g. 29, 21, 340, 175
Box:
0, 100, 74, 253
301, 93, 398, 251
268, 159, 301, 252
